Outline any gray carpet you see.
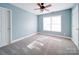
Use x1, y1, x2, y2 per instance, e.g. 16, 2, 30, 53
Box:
0, 34, 79, 55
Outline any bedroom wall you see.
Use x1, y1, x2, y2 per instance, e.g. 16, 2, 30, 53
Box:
37, 9, 72, 37
0, 3, 37, 40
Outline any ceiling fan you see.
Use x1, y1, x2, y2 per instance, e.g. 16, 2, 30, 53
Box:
34, 3, 52, 12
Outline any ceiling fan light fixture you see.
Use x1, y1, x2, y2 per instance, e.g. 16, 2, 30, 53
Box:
34, 3, 52, 12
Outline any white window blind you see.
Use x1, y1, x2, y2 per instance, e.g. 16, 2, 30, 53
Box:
43, 17, 51, 31
43, 15, 61, 32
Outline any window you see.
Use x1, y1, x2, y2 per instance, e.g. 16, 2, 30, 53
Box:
43, 15, 61, 32
43, 17, 51, 31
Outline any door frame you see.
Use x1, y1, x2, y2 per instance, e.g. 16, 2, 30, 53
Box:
9, 9, 12, 44
0, 7, 12, 45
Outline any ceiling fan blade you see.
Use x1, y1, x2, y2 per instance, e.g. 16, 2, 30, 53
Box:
37, 3, 41, 7
45, 4, 52, 8
34, 8, 40, 10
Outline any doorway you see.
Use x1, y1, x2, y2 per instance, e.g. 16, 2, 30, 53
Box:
0, 8, 12, 47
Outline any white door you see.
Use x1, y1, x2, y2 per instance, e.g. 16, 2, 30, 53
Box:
0, 10, 11, 47
72, 5, 79, 47
0, 10, 2, 46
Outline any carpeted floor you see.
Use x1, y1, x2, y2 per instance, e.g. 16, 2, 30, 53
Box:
0, 34, 79, 55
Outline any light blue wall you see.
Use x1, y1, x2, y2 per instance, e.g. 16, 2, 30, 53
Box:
37, 9, 72, 37
0, 3, 37, 40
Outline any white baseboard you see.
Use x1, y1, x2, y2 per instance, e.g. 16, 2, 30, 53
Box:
11, 33, 37, 43
11, 32, 71, 44
37, 32, 71, 39
71, 38, 79, 50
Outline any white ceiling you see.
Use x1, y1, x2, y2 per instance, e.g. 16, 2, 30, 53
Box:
11, 3, 75, 15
